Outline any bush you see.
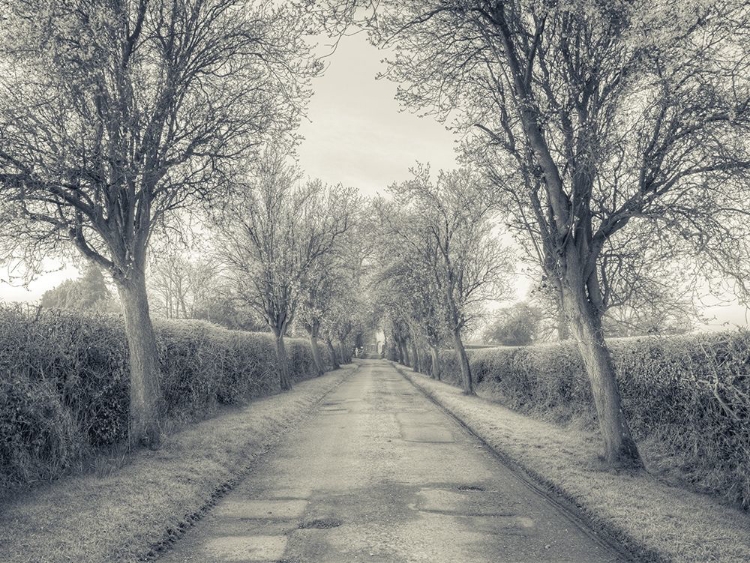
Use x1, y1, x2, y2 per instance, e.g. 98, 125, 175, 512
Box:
429, 331, 750, 509
0, 306, 326, 495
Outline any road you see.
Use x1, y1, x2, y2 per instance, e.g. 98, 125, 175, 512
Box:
158, 360, 624, 563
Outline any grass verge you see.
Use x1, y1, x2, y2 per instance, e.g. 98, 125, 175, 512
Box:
0, 365, 356, 563
401, 367, 750, 563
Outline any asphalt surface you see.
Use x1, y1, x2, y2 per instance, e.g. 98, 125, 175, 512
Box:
158, 359, 624, 563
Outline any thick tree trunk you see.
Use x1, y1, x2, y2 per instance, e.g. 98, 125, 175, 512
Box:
411, 341, 420, 372
401, 340, 411, 367
452, 328, 473, 394
430, 345, 440, 380
325, 337, 340, 370
558, 312, 571, 341
274, 332, 292, 391
338, 341, 348, 364
565, 286, 642, 469
116, 273, 162, 449
309, 331, 325, 376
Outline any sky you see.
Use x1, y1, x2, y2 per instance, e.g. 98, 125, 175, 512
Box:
0, 32, 459, 304
296, 33, 458, 198
0, 31, 748, 329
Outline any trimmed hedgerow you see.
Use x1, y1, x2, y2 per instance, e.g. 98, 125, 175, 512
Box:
427, 331, 750, 508
0, 306, 328, 495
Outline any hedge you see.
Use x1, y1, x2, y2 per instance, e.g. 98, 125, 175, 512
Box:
0, 306, 329, 495
418, 331, 750, 509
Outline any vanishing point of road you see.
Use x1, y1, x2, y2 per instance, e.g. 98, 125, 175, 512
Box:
158, 360, 625, 563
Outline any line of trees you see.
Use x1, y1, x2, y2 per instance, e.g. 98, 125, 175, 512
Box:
373, 165, 513, 394
0, 0, 328, 448
333, 0, 750, 468
213, 151, 362, 389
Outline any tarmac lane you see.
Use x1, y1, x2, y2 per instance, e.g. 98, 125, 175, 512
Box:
157, 359, 626, 563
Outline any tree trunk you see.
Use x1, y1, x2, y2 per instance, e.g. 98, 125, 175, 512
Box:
453, 328, 472, 394
309, 330, 325, 376
430, 345, 440, 381
325, 337, 340, 370
411, 341, 420, 372
565, 286, 642, 469
401, 340, 411, 367
338, 341, 348, 364
116, 273, 162, 449
558, 312, 571, 341
274, 331, 293, 391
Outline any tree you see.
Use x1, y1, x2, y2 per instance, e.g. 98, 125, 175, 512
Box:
373, 235, 447, 378
147, 244, 220, 320
40, 263, 115, 312
298, 257, 340, 376
0, 0, 319, 447
341, 0, 750, 468
483, 302, 542, 346
378, 165, 513, 394
216, 155, 356, 390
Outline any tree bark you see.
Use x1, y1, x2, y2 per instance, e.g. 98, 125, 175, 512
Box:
338, 341, 348, 364
274, 331, 293, 391
325, 337, 340, 370
309, 330, 325, 376
558, 311, 571, 341
401, 340, 411, 367
116, 272, 162, 449
565, 285, 643, 469
430, 344, 440, 380
411, 341, 420, 372
555, 282, 571, 341
453, 328, 473, 394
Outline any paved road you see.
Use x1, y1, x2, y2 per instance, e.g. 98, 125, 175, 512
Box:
158, 360, 623, 563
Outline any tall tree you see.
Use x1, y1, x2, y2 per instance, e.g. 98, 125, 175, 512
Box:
378, 165, 513, 393
374, 239, 447, 378
0, 0, 319, 447
216, 156, 356, 390
338, 0, 750, 468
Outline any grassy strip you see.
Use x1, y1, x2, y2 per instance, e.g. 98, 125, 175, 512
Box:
402, 368, 750, 563
0, 365, 356, 563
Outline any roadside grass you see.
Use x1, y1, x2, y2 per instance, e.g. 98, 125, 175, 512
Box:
0, 365, 356, 563
401, 368, 750, 563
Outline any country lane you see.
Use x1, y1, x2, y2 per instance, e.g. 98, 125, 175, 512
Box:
157, 359, 625, 563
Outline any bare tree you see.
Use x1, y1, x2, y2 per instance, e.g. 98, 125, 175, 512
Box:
0, 0, 319, 447
148, 242, 221, 320
216, 155, 356, 390
374, 238, 447, 378
337, 0, 750, 468
378, 165, 513, 393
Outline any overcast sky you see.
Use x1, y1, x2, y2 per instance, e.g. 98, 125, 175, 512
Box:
297, 33, 458, 198
1, 31, 748, 329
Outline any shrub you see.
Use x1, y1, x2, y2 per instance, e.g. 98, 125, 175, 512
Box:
0, 305, 325, 495
430, 331, 750, 508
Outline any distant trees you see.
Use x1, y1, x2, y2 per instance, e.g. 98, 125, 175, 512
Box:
377, 165, 513, 393
41, 264, 115, 312
483, 302, 543, 347
215, 155, 358, 390
0, 0, 320, 447
343, 0, 750, 468
148, 247, 220, 321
